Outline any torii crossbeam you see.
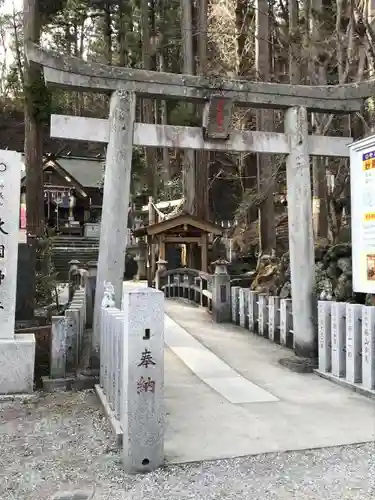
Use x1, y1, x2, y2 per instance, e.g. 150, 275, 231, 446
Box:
26, 43, 372, 113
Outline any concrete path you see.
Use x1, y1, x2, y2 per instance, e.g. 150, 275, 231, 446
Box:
164, 299, 375, 463
164, 314, 278, 404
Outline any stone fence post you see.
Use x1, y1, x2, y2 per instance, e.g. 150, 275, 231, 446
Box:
135, 239, 147, 280
85, 261, 98, 328
68, 259, 81, 302
155, 259, 168, 290
211, 259, 231, 323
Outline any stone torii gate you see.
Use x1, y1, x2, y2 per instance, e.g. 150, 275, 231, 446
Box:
27, 44, 369, 362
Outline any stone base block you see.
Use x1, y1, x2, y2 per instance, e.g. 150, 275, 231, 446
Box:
95, 384, 123, 448
42, 373, 99, 392
279, 356, 318, 373
41, 376, 75, 392
315, 369, 375, 401
0, 334, 35, 394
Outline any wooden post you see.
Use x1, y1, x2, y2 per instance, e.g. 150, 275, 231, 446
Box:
93, 91, 136, 365
159, 234, 166, 260
148, 197, 156, 286
285, 106, 317, 358
201, 233, 208, 272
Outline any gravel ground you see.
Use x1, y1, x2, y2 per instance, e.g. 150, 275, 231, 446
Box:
0, 390, 374, 500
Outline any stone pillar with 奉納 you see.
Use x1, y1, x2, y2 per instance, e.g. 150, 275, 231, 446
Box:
121, 286, 164, 473
0, 151, 35, 394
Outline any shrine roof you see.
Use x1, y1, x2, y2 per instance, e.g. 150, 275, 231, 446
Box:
134, 213, 223, 237
21, 155, 103, 190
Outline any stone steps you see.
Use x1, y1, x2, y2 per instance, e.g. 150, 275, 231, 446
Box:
50, 237, 99, 280
50, 237, 138, 281
51, 236, 99, 249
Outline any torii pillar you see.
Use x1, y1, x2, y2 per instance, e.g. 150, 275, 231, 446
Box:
92, 90, 136, 367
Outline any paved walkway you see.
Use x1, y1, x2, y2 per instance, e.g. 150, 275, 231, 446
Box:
164, 299, 375, 463
2, 289, 375, 498
165, 314, 278, 404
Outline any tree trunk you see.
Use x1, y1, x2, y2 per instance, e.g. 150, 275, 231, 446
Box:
255, 0, 276, 253
12, 4, 24, 85
23, 0, 45, 239
141, 0, 158, 198
195, 0, 209, 221
103, 3, 112, 65
117, 0, 128, 66
288, 0, 300, 84
158, 0, 171, 181
310, 0, 329, 240
180, 0, 196, 214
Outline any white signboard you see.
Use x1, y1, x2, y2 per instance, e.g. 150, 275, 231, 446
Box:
350, 135, 375, 292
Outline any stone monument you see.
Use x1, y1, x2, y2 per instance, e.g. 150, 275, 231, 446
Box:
121, 286, 164, 473
0, 150, 35, 394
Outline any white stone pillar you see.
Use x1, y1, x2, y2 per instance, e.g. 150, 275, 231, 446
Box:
248, 291, 258, 333
0, 151, 35, 394
317, 301, 332, 373
268, 296, 280, 343
121, 287, 164, 473
345, 303, 362, 384
285, 107, 316, 357
231, 286, 240, 324
239, 288, 249, 328
113, 312, 123, 420
93, 91, 136, 365
65, 308, 79, 371
0, 151, 22, 339
331, 302, 346, 378
50, 316, 67, 379
258, 294, 268, 337
280, 298, 293, 347
362, 306, 375, 390
104, 308, 117, 401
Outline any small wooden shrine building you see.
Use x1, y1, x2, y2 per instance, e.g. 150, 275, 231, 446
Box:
134, 212, 223, 277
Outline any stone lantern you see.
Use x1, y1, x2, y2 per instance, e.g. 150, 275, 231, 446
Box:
211, 258, 231, 323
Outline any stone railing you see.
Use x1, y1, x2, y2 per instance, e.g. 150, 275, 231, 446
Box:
316, 301, 375, 395
95, 283, 165, 474
159, 267, 213, 311
230, 287, 294, 348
